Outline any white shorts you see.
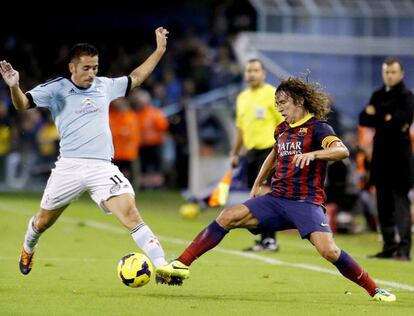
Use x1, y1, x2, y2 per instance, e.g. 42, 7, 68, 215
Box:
40, 157, 135, 212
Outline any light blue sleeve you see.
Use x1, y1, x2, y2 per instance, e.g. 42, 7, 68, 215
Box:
103, 76, 130, 101
26, 77, 63, 109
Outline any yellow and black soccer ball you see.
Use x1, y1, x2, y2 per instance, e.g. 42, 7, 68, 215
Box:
117, 252, 153, 288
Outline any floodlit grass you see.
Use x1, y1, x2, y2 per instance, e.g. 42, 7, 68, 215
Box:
0, 192, 413, 316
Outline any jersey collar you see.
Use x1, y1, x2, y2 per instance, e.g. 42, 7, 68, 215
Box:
289, 113, 314, 128
69, 78, 94, 90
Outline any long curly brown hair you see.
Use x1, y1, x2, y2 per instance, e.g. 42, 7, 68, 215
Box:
276, 77, 331, 120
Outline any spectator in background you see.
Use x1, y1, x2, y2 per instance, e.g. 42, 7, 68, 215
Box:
162, 68, 182, 104
210, 45, 241, 89
325, 129, 378, 234
130, 89, 169, 190
151, 82, 168, 108
0, 101, 11, 182
409, 119, 414, 233
109, 98, 140, 185
230, 58, 284, 252
6, 109, 41, 189
34, 112, 60, 182
356, 126, 377, 232
359, 57, 414, 261
168, 81, 195, 189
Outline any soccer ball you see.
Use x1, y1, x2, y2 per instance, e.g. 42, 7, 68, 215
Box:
117, 252, 153, 288
179, 202, 200, 220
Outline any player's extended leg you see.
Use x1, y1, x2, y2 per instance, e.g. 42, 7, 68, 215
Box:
156, 204, 258, 279
244, 185, 279, 252
104, 193, 183, 285
20, 206, 67, 275
310, 231, 396, 302
104, 193, 168, 269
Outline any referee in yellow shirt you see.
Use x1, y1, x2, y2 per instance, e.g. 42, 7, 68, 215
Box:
230, 58, 284, 251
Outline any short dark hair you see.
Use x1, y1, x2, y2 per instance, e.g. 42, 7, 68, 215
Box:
383, 57, 404, 71
69, 43, 98, 62
246, 58, 265, 70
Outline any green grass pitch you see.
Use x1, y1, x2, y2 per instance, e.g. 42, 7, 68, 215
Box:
0, 191, 413, 316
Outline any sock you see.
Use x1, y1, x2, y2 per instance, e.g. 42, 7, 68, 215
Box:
130, 223, 167, 268
178, 220, 229, 266
333, 250, 377, 296
23, 216, 42, 254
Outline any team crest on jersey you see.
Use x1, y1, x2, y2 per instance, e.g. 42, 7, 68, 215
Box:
298, 127, 308, 136
82, 97, 95, 106
76, 97, 102, 114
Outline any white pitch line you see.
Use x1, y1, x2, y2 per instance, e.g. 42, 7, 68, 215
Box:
1, 205, 413, 291
0, 256, 113, 262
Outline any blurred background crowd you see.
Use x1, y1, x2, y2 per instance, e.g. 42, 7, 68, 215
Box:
1, 0, 414, 235
0, 0, 249, 190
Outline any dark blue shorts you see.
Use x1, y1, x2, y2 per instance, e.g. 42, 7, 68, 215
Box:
243, 193, 332, 239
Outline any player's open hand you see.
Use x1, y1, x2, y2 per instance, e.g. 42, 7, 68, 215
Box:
0, 60, 19, 87
293, 152, 316, 169
155, 27, 169, 52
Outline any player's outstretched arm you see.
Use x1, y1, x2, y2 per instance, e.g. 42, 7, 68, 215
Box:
0, 60, 30, 110
293, 141, 349, 169
129, 27, 169, 90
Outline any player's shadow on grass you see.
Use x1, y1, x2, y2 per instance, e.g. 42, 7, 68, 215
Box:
110, 291, 399, 306
121, 292, 278, 303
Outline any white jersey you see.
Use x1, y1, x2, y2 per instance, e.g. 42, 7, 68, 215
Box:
27, 76, 131, 161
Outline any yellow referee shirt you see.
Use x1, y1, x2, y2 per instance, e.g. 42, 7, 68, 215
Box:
235, 83, 284, 150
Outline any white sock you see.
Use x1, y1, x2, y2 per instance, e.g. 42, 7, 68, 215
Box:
130, 223, 167, 268
23, 216, 42, 254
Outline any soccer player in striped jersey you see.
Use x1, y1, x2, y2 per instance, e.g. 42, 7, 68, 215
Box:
1, 27, 181, 285
157, 77, 396, 301
231, 58, 284, 252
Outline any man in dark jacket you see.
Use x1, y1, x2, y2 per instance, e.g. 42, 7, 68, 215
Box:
359, 57, 414, 260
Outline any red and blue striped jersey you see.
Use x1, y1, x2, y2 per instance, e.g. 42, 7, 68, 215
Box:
271, 114, 340, 205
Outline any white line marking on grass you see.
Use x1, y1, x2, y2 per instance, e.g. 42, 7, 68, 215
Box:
0, 256, 113, 262
68, 220, 414, 291
1, 205, 413, 291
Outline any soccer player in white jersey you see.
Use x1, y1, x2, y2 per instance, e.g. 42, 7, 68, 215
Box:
0, 27, 181, 285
